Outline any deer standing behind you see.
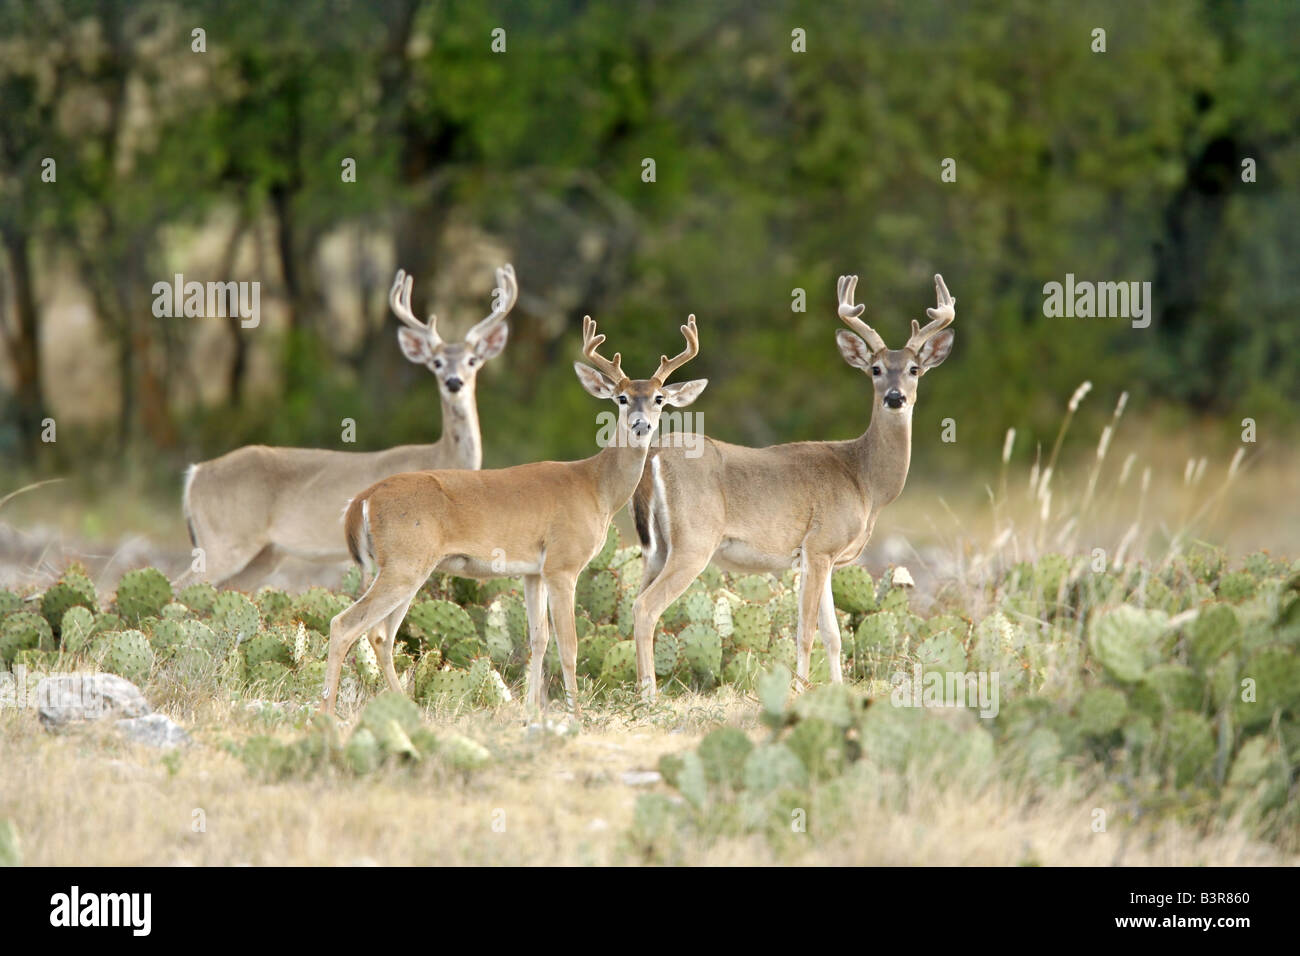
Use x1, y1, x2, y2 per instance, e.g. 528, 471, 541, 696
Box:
321, 313, 707, 716
631, 274, 955, 696
181, 265, 516, 589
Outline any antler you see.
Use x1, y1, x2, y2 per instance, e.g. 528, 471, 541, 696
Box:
581, 314, 625, 384
837, 275, 886, 354
906, 274, 956, 352
653, 315, 699, 383
466, 263, 518, 344
389, 269, 442, 345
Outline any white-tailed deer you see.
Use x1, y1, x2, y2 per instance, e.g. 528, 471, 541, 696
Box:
182, 265, 516, 589
320, 312, 707, 716
631, 274, 955, 695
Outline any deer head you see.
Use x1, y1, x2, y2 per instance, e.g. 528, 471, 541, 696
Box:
573, 314, 707, 447
834, 274, 955, 411
390, 264, 517, 397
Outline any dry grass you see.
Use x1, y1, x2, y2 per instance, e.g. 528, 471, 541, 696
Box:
0, 691, 1289, 867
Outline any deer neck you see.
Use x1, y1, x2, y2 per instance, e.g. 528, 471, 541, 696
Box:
856, 405, 913, 510
436, 387, 482, 470
591, 430, 653, 518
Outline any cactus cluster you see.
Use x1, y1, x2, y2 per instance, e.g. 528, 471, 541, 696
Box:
40, 566, 98, 634
114, 568, 173, 623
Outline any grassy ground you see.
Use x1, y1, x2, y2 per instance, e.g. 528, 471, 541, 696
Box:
1, 689, 1288, 866
1, 400, 1297, 866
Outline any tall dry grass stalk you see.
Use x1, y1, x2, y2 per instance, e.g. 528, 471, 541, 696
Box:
960, 383, 1254, 601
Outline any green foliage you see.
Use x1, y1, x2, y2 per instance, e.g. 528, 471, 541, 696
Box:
40, 566, 97, 634
114, 569, 173, 624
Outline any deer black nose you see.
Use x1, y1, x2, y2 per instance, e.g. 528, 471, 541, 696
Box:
884, 389, 906, 408
445, 377, 463, 393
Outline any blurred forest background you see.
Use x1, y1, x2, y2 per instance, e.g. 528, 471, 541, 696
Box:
1, 0, 1298, 549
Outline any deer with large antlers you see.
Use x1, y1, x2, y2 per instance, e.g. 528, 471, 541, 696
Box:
320, 311, 706, 715
630, 274, 955, 695
182, 265, 516, 588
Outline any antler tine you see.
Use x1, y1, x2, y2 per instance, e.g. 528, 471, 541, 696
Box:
389, 269, 441, 343
836, 274, 886, 354
653, 314, 700, 383
906, 273, 956, 352
582, 314, 625, 384
466, 263, 518, 343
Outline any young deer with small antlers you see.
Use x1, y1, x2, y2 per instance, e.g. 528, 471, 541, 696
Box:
631, 274, 955, 695
182, 265, 516, 589
320, 313, 706, 715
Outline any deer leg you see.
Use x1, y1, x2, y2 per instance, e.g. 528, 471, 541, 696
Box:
543, 572, 581, 719
523, 574, 550, 715
321, 570, 421, 714
796, 554, 832, 686
371, 596, 415, 694
818, 574, 845, 684
632, 546, 715, 699
197, 539, 269, 590
222, 544, 286, 592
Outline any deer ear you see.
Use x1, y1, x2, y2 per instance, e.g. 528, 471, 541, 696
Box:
662, 378, 707, 408
836, 329, 873, 371
918, 329, 954, 369
473, 322, 509, 361
398, 327, 434, 365
573, 362, 617, 399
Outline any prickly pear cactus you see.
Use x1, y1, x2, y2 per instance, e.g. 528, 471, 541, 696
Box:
723, 650, 764, 691
0, 611, 55, 666
653, 630, 680, 679
1217, 571, 1257, 602
730, 603, 771, 653
212, 592, 260, 644
1088, 606, 1169, 684
352, 635, 381, 686
576, 569, 618, 623
254, 587, 293, 625
290, 587, 347, 635
242, 630, 294, 677
178, 582, 218, 614
697, 727, 753, 789
59, 606, 96, 654
742, 743, 808, 794
1159, 710, 1215, 787
114, 568, 173, 623
578, 628, 619, 679
439, 733, 491, 771
732, 575, 774, 604
40, 566, 98, 633
853, 611, 900, 657
1077, 687, 1128, 737
405, 599, 478, 652
99, 629, 155, 685
412, 649, 444, 699
830, 566, 875, 614
467, 656, 512, 707
679, 623, 722, 686
426, 667, 474, 707
600, 641, 637, 686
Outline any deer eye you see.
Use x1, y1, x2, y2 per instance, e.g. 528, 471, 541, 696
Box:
871, 366, 882, 377
468, 357, 478, 366
433, 359, 444, 369
910, 366, 920, 376
618, 395, 628, 405
654, 395, 664, 405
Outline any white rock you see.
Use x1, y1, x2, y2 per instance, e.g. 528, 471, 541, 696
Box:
35, 674, 151, 729
891, 566, 916, 588
620, 770, 662, 786
116, 713, 191, 749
